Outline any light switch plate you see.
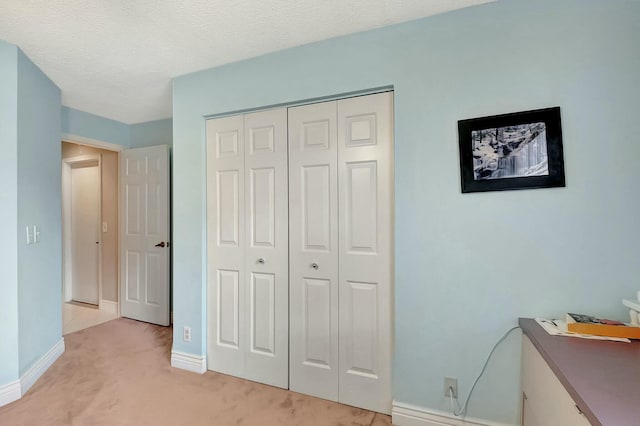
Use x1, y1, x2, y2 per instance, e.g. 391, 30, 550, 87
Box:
102, 222, 108, 233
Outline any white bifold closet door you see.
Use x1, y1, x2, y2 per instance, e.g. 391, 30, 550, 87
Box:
289, 92, 393, 414
288, 100, 340, 399
206, 108, 289, 389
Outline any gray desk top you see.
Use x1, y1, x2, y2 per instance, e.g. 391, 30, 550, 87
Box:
520, 318, 640, 426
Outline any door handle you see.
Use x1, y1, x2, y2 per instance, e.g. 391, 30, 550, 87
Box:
257, 258, 265, 264
311, 262, 319, 270
155, 242, 166, 248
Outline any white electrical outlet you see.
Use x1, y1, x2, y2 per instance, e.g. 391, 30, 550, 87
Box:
183, 326, 191, 342
444, 377, 458, 399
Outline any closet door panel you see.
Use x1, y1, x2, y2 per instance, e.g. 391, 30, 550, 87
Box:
343, 280, 378, 375
302, 278, 333, 367
249, 167, 275, 247
218, 170, 240, 245
346, 161, 378, 253
250, 272, 275, 355
244, 108, 289, 388
206, 115, 246, 378
303, 165, 332, 250
289, 101, 340, 401
338, 92, 393, 414
217, 269, 240, 347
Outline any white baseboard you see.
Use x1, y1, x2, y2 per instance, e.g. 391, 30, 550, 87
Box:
392, 401, 515, 426
99, 299, 119, 315
21, 338, 65, 395
0, 380, 21, 407
0, 338, 66, 408
171, 350, 207, 374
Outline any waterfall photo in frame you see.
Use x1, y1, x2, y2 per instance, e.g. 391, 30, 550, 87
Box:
458, 107, 565, 193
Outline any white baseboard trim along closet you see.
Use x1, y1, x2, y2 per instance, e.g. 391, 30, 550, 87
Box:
170, 350, 207, 374
392, 401, 515, 426
0, 338, 65, 408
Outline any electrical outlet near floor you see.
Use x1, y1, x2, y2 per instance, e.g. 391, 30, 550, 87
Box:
444, 377, 458, 399
183, 326, 191, 342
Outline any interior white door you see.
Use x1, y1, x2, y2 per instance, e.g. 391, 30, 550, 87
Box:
120, 145, 170, 326
206, 109, 289, 388
243, 109, 289, 388
337, 92, 393, 413
206, 114, 246, 378
71, 163, 100, 305
288, 101, 340, 401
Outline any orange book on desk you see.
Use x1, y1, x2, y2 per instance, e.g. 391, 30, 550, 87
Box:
566, 313, 640, 339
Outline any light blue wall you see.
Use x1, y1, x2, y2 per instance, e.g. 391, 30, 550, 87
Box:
0, 41, 20, 385
0, 39, 173, 388
62, 107, 173, 148
16, 49, 62, 374
130, 118, 173, 148
171, 0, 640, 423
61, 106, 130, 147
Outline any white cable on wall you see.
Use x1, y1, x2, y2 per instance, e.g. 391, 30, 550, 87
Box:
448, 325, 522, 417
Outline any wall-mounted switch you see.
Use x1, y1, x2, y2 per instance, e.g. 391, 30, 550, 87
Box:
102, 222, 108, 233
33, 225, 40, 243
26, 226, 32, 244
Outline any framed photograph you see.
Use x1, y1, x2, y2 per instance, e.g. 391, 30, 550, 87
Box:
458, 107, 565, 193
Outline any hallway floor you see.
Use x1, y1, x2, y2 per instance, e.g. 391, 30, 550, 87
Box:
62, 301, 118, 335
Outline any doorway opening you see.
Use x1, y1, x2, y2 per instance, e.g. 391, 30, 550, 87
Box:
61, 141, 119, 334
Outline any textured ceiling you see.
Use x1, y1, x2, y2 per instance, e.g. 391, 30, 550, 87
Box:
0, 0, 494, 124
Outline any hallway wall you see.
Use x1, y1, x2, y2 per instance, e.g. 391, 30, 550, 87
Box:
16, 48, 62, 377
0, 39, 20, 387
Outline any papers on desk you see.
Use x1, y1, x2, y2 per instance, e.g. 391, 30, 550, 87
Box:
535, 318, 630, 343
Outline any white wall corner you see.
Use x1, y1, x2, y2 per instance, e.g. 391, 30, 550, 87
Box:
171, 350, 207, 374
392, 401, 516, 426
99, 299, 119, 315
20, 338, 65, 396
0, 380, 21, 408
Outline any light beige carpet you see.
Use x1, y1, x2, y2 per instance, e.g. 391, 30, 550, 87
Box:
0, 318, 392, 426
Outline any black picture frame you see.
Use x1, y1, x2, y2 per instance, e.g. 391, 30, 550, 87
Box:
458, 107, 565, 193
